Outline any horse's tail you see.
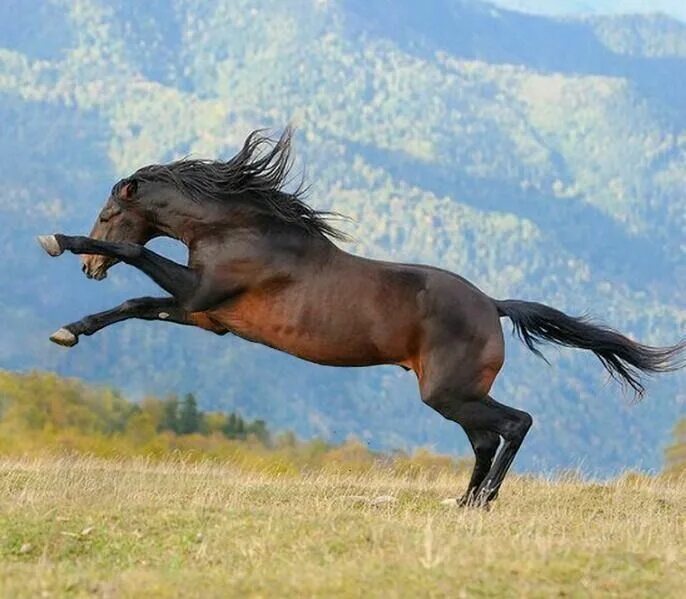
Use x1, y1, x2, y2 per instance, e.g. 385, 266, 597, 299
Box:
494, 298, 686, 398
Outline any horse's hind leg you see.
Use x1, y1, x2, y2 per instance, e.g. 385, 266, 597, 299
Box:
425, 389, 532, 506
471, 397, 532, 503
458, 428, 501, 505
420, 343, 532, 506
469, 396, 532, 504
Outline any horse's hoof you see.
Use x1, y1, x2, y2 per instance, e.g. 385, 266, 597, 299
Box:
50, 328, 78, 347
37, 235, 63, 257
454, 494, 491, 510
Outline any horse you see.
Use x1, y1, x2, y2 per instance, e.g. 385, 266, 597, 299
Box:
38, 127, 685, 506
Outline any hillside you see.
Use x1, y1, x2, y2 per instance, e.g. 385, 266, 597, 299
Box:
493, 1, 686, 22
0, 0, 684, 473
1, 456, 685, 597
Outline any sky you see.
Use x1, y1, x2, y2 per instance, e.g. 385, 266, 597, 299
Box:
490, 0, 686, 22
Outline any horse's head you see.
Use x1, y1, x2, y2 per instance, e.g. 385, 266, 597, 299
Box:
82, 178, 156, 280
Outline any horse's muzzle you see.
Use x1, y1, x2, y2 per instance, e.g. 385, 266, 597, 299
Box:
81, 256, 113, 281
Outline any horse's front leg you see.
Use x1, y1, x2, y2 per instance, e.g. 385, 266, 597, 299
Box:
38, 234, 201, 307
49, 296, 189, 347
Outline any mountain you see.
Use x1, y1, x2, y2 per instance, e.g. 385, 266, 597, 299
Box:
0, 0, 684, 474
492, 1, 686, 22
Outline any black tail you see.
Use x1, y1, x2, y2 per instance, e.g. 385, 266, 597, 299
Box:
495, 299, 686, 398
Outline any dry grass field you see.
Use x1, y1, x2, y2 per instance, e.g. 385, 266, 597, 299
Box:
0, 455, 684, 598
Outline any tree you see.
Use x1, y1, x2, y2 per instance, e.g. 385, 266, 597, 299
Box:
159, 396, 179, 434
222, 412, 246, 439
178, 393, 201, 435
246, 419, 270, 444
140, 396, 165, 431
203, 411, 228, 435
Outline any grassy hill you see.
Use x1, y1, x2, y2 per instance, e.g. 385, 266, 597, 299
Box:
0, 0, 684, 473
1, 371, 685, 596
1, 455, 685, 597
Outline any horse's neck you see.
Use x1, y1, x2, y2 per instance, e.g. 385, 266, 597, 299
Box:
151, 203, 232, 246
185, 221, 338, 269
151, 199, 335, 257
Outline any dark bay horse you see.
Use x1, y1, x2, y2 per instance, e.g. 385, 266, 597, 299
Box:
38, 128, 685, 506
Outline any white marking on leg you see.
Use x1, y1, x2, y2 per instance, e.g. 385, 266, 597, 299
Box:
158, 312, 170, 319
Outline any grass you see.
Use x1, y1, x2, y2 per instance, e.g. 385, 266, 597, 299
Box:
0, 456, 684, 598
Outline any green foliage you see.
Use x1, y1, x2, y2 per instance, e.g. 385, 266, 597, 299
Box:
222, 412, 269, 443
0, 370, 468, 476
178, 393, 201, 435
159, 396, 180, 434
0, 370, 275, 457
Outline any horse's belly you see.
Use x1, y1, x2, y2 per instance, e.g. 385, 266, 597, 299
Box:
208, 298, 393, 366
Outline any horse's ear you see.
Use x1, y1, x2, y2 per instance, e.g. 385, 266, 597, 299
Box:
118, 179, 138, 201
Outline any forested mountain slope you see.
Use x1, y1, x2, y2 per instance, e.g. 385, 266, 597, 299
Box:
0, 0, 684, 473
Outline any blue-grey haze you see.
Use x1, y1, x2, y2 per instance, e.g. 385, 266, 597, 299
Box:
0, 0, 684, 474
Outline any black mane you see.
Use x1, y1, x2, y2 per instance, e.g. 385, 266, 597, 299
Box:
130, 127, 347, 241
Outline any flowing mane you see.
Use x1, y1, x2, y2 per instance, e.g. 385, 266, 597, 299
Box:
130, 127, 347, 241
